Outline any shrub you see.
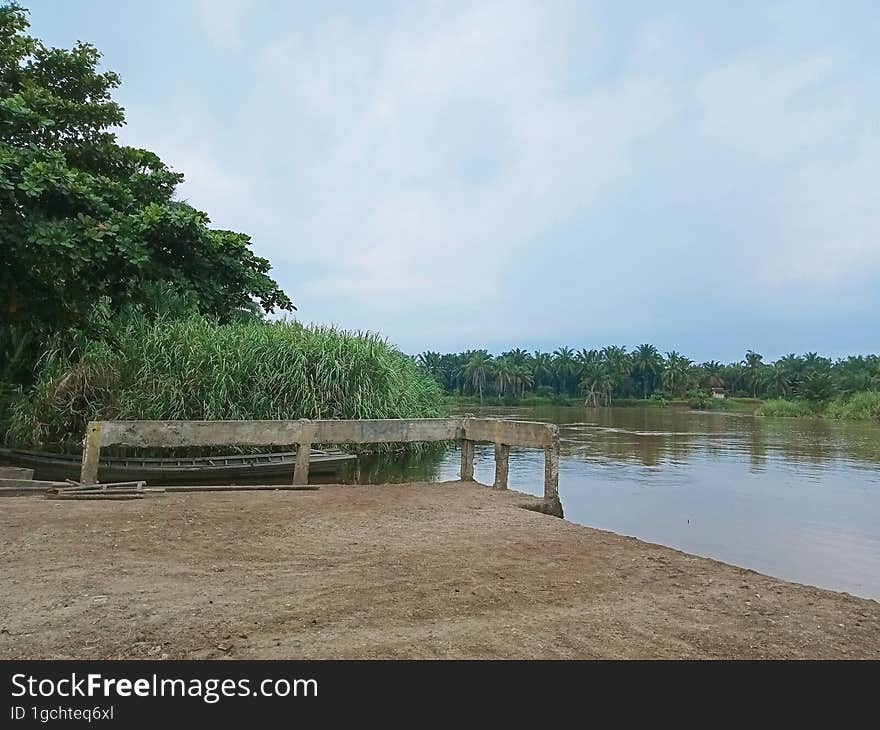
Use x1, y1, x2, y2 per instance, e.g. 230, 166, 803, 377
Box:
825, 391, 880, 421
757, 399, 815, 418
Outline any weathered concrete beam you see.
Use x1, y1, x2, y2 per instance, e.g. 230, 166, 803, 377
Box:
92, 418, 464, 448
462, 417, 556, 448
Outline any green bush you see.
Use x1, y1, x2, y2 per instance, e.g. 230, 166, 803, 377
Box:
6, 316, 444, 451
686, 392, 731, 411
757, 399, 815, 418
825, 391, 880, 421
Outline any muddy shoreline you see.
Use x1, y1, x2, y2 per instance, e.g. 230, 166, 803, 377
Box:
1, 481, 878, 659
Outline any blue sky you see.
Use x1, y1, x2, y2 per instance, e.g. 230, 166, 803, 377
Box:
27, 1, 880, 361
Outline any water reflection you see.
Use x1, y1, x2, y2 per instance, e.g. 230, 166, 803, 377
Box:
349, 405, 880, 600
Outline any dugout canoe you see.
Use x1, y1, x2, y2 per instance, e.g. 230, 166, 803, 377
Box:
0, 447, 356, 485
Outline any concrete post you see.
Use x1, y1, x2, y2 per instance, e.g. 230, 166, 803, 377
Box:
293, 422, 315, 485
543, 432, 559, 504
493, 443, 510, 490
80, 422, 103, 485
293, 443, 311, 484
459, 439, 475, 481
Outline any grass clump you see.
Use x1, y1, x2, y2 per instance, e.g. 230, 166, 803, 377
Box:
757, 399, 816, 418
6, 316, 444, 451
825, 391, 880, 422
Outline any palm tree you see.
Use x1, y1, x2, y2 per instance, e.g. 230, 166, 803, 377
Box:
632, 344, 663, 399
803, 352, 831, 372
531, 351, 553, 390
801, 370, 835, 402
768, 363, 791, 398
459, 351, 493, 403
510, 364, 534, 398
722, 363, 746, 396
503, 348, 530, 366
552, 347, 579, 395
416, 351, 445, 386
595, 346, 628, 402
580, 363, 611, 406
700, 360, 725, 390
493, 356, 514, 396
743, 350, 764, 398
777, 353, 804, 394
663, 351, 693, 397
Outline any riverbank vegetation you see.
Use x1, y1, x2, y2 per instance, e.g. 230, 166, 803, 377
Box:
0, 5, 443, 447
419, 347, 880, 421
7, 314, 442, 451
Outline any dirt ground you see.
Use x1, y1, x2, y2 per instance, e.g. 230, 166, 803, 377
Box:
1, 481, 878, 659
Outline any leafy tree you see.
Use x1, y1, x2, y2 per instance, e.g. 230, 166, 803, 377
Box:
0, 4, 292, 380
800, 370, 835, 402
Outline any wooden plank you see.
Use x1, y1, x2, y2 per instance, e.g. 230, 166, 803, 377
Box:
0, 466, 34, 479
0, 478, 69, 490
47, 492, 144, 501
162, 485, 320, 493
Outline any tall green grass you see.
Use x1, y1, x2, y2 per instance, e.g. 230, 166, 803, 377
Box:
825, 391, 880, 422
757, 399, 816, 418
6, 316, 444, 451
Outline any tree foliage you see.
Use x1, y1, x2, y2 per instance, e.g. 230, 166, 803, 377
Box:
0, 4, 292, 379
418, 344, 880, 409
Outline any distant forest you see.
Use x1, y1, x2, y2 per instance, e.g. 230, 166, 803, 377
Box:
416, 346, 880, 407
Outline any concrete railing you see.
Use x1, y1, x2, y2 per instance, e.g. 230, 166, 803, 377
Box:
80, 417, 560, 505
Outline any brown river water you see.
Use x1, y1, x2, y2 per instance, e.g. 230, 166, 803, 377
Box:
348, 405, 880, 600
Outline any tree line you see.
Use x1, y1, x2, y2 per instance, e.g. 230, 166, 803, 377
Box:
416, 346, 880, 405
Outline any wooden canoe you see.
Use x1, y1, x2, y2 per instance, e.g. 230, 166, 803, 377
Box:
0, 447, 356, 485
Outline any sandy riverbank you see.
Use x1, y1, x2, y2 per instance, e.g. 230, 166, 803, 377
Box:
1, 481, 877, 659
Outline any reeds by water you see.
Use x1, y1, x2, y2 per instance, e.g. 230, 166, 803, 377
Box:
6, 316, 445, 451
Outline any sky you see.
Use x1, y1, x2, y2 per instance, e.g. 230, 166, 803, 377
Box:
26, 0, 880, 361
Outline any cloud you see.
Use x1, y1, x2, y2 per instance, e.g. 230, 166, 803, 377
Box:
99, 0, 880, 357
197, 0, 250, 48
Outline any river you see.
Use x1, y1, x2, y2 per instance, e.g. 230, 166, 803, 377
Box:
350, 405, 880, 600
